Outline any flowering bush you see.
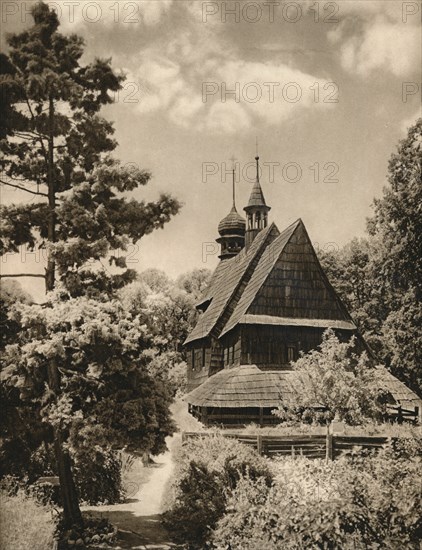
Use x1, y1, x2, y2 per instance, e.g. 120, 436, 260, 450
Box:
213, 442, 422, 549
274, 330, 391, 425
163, 434, 273, 549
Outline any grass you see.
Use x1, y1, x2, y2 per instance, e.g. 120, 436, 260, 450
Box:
0, 491, 57, 550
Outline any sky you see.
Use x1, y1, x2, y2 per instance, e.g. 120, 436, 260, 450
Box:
1, 0, 421, 301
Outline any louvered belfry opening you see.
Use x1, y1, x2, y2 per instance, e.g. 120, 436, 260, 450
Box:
244, 156, 271, 249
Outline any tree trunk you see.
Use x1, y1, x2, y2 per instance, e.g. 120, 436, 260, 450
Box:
47, 362, 83, 527
54, 431, 83, 527
45, 96, 82, 528
46, 95, 56, 293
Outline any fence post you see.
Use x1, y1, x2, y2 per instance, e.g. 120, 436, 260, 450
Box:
257, 434, 263, 456
326, 434, 334, 461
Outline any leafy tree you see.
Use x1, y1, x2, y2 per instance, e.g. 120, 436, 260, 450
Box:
275, 330, 389, 425
0, 2, 180, 527
0, 280, 33, 348
119, 268, 211, 395
366, 118, 422, 396
367, 118, 422, 301
2, 292, 176, 522
319, 120, 422, 397
176, 268, 212, 302
318, 238, 387, 356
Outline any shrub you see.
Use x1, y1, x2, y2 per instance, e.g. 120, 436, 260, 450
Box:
163, 433, 273, 549
0, 491, 57, 550
213, 446, 422, 549
73, 447, 123, 505
274, 330, 390, 425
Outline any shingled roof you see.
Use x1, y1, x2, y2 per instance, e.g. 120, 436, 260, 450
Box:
244, 179, 270, 210
186, 218, 354, 344
376, 366, 422, 409
184, 222, 281, 344
185, 365, 422, 410
185, 365, 302, 408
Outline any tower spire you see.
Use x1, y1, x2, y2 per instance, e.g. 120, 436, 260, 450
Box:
244, 148, 271, 249
232, 167, 236, 207
216, 156, 246, 261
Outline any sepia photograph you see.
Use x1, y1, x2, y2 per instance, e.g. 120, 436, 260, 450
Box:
0, 0, 421, 548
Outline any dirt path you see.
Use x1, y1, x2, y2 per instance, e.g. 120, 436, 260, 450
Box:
84, 434, 181, 549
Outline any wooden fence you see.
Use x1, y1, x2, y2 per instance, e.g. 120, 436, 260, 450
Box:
181, 432, 390, 460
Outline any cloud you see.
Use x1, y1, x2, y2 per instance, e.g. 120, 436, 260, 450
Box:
205, 101, 252, 134
47, 0, 173, 31
132, 48, 336, 133
327, 3, 420, 77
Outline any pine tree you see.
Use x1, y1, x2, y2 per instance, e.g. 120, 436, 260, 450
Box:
0, 2, 180, 527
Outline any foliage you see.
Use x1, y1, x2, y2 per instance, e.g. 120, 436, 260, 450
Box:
3, 294, 176, 456
73, 447, 122, 505
367, 118, 422, 298
0, 2, 181, 295
0, 2, 182, 526
119, 267, 211, 396
0, 280, 32, 349
0, 490, 57, 550
381, 288, 422, 398
163, 434, 273, 549
319, 119, 422, 397
213, 444, 422, 549
274, 329, 390, 425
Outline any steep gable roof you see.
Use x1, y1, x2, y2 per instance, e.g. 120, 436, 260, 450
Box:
185, 218, 356, 345
184, 223, 279, 344
220, 219, 354, 336
221, 219, 302, 336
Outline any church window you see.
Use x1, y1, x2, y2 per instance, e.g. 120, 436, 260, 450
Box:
287, 345, 297, 363
202, 347, 206, 368
191, 349, 195, 370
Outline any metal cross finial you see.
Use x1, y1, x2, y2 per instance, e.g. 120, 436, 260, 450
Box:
229, 155, 237, 207
255, 137, 258, 157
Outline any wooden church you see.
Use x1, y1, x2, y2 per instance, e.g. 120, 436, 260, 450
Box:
184, 156, 421, 426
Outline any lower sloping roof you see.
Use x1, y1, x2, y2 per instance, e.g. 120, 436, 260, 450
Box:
375, 366, 422, 409
185, 365, 302, 408
186, 365, 422, 411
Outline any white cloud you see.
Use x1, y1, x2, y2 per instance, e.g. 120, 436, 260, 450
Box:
131, 52, 336, 133
47, 0, 173, 31
327, 3, 421, 77
205, 101, 251, 134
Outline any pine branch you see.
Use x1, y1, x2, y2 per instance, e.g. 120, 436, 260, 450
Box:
25, 98, 49, 163
0, 179, 48, 197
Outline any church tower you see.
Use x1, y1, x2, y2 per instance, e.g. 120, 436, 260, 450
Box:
216, 167, 246, 261
244, 155, 270, 249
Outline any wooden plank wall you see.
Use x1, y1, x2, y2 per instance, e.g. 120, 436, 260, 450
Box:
182, 432, 390, 460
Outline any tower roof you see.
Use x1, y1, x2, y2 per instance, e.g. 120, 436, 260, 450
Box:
244, 156, 270, 213
218, 205, 246, 235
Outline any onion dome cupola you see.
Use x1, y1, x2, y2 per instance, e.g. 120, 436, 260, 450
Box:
216, 167, 246, 261
244, 155, 270, 249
